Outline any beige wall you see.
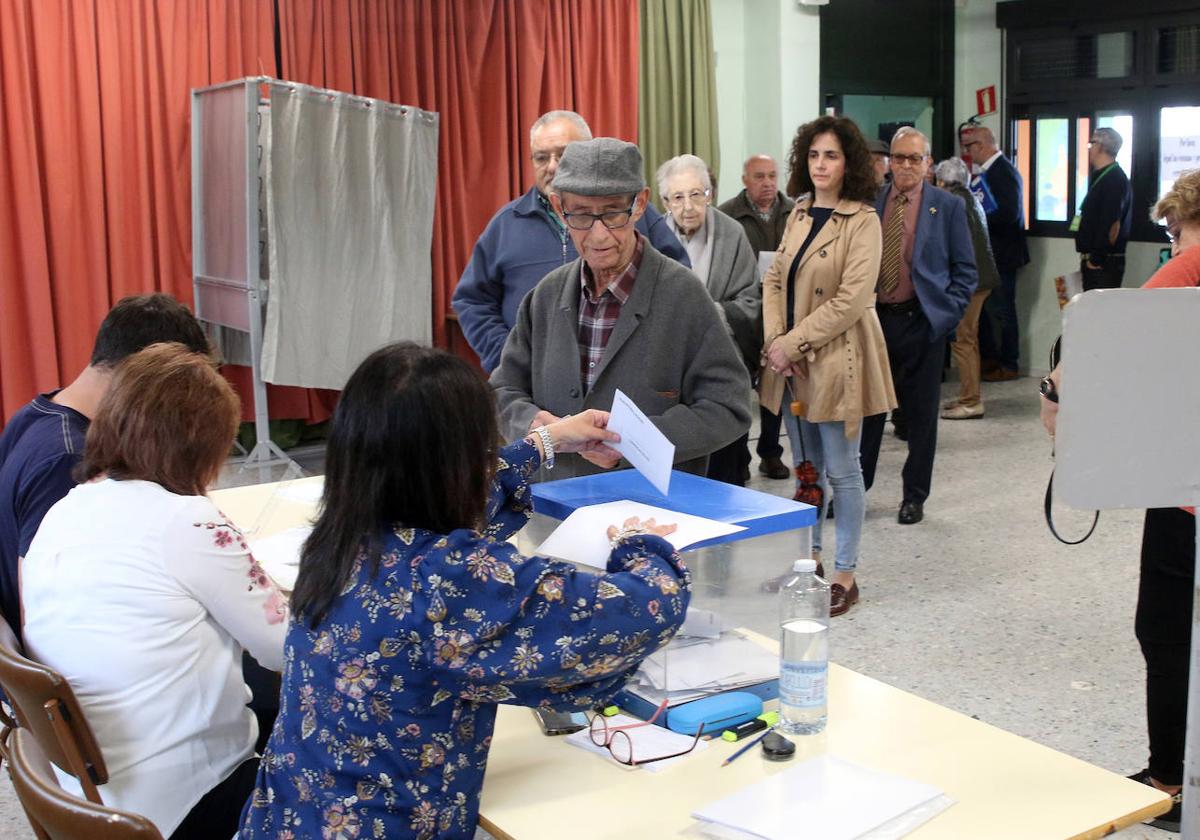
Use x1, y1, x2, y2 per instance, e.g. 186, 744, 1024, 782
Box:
712, 0, 821, 205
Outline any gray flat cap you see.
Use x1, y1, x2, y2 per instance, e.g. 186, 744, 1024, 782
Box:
867, 139, 889, 155
553, 138, 646, 196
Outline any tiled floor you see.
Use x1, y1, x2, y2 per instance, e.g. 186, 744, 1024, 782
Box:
0, 376, 1174, 838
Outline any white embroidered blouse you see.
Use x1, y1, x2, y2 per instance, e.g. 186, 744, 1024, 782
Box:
21, 478, 287, 835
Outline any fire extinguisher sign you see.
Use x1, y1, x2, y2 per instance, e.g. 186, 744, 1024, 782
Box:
976, 85, 997, 117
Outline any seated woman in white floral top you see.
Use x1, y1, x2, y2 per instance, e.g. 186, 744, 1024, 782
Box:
22, 342, 288, 839
239, 342, 692, 840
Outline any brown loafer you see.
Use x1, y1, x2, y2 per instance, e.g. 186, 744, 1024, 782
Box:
830, 581, 859, 616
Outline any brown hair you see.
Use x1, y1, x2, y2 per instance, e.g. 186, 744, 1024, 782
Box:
785, 115, 878, 203
78, 343, 239, 496
1151, 169, 1200, 226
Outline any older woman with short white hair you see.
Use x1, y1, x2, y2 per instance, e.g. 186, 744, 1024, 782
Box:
934, 157, 999, 420
656, 154, 761, 485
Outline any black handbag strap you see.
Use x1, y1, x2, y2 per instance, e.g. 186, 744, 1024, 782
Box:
1044, 470, 1099, 545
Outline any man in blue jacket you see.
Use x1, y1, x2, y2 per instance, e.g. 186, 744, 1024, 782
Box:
860, 128, 977, 525
451, 110, 690, 372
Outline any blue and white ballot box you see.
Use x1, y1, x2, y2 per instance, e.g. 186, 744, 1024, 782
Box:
525, 469, 817, 722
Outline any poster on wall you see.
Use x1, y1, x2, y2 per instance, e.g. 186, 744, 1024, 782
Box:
1159, 106, 1200, 199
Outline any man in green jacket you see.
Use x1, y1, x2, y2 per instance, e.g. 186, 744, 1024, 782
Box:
718, 154, 795, 480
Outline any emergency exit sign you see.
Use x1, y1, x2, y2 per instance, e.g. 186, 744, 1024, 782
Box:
976, 86, 997, 116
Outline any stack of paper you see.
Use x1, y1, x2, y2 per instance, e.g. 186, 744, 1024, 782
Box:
250, 525, 312, 591
626, 630, 779, 707
692, 756, 952, 839
565, 714, 707, 773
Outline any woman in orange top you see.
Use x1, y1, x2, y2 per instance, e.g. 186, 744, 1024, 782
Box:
1040, 169, 1200, 832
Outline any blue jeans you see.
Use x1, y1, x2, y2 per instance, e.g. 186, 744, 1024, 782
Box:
781, 392, 866, 574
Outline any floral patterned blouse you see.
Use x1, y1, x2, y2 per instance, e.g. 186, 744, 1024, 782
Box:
239, 440, 691, 839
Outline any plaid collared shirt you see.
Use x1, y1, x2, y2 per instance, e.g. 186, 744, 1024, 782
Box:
578, 235, 645, 391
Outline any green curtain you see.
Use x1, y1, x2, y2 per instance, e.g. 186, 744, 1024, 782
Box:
638, 0, 720, 206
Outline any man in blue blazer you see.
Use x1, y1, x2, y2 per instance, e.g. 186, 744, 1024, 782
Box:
861, 127, 977, 524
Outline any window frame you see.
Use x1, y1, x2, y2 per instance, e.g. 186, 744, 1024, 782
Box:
1003, 8, 1200, 244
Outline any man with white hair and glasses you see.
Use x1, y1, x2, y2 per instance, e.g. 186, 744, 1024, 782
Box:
1074, 126, 1133, 291
859, 128, 977, 525
452, 110, 688, 372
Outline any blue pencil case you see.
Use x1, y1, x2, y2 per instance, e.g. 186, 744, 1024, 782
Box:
664, 691, 763, 736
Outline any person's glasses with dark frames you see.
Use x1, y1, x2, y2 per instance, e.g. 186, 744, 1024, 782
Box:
587, 699, 705, 766
561, 200, 640, 231
891, 153, 926, 167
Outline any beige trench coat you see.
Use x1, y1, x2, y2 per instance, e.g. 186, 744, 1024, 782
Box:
758, 197, 897, 439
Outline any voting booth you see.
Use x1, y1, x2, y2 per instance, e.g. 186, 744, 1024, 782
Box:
527, 468, 818, 725
1054, 287, 1200, 835
190, 77, 438, 471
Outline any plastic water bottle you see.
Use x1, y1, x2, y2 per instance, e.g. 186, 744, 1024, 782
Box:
778, 558, 829, 734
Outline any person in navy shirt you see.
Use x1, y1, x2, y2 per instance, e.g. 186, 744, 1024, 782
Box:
0, 293, 209, 636
451, 110, 690, 372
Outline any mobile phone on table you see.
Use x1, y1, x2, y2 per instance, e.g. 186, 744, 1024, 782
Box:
531, 708, 588, 736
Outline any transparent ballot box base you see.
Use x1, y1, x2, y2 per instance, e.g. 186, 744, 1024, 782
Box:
520, 511, 815, 722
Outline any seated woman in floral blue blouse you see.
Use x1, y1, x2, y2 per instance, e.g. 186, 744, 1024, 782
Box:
239, 342, 691, 840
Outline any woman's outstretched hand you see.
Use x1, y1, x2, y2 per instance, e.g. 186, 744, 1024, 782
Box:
606, 515, 677, 543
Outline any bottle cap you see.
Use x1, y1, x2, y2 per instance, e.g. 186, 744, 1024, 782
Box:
793, 558, 817, 573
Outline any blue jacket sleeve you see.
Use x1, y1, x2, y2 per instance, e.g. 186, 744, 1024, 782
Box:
945, 196, 978, 321
418, 531, 691, 712
639, 205, 692, 268
451, 223, 510, 373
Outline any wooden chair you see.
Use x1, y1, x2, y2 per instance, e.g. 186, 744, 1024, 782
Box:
0, 613, 21, 760
7, 729, 162, 840
0, 613, 108, 802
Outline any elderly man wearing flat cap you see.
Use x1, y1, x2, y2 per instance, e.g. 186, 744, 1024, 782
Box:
491, 138, 751, 478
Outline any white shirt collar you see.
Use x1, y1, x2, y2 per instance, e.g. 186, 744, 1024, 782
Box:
980, 150, 1003, 171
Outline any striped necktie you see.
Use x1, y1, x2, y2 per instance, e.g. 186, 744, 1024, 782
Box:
878, 192, 908, 295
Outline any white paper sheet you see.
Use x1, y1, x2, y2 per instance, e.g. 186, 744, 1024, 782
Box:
607, 389, 675, 496
275, 480, 324, 504
565, 714, 707, 773
692, 755, 948, 840
637, 634, 779, 692
250, 525, 312, 591
534, 500, 745, 569
757, 251, 777, 280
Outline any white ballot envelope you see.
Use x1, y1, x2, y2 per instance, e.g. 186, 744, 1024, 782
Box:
535, 500, 745, 569
607, 389, 675, 496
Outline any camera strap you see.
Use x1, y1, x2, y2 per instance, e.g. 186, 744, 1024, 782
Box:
1044, 470, 1100, 545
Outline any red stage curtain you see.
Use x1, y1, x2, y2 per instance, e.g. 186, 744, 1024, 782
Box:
0, 0, 275, 423
275, 0, 640, 353
1, 1, 639, 425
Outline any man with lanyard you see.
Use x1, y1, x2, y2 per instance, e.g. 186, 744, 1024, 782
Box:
1073, 126, 1133, 291
452, 110, 689, 373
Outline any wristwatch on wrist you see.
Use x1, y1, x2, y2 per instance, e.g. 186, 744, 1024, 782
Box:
1039, 376, 1059, 403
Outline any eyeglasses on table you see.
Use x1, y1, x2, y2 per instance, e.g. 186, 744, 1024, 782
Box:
586, 699, 706, 767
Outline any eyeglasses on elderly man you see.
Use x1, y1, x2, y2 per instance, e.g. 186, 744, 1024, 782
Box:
560, 200, 640, 231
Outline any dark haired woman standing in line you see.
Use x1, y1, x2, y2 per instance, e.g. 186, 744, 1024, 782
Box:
240, 342, 691, 840
759, 116, 896, 616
